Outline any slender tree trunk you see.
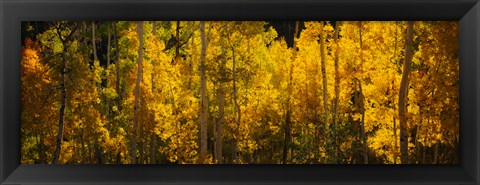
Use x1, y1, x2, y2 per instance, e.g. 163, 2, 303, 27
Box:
149, 134, 156, 164
358, 80, 368, 164
105, 23, 111, 122
95, 144, 103, 164
399, 21, 414, 164
358, 22, 368, 164
283, 21, 299, 164
149, 21, 157, 164
392, 22, 399, 165
215, 87, 224, 164
113, 22, 122, 111
319, 21, 329, 132
131, 21, 144, 164
199, 21, 208, 164
53, 39, 67, 164
113, 22, 122, 163
39, 132, 46, 163
81, 129, 86, 163
332, 21, 341, 163
215, 40, 226, 164
139, 141, 144, 164
422, 145, 426, 164
107, 25, 111, 67
415, 125, 420, 163
188, 29, 195, 89
92, 21, 98, 62
422, 128, 428, 164
433, 141, 439, 164
176, 21, 181, 60
232, 46, 241, 164
393, 117, 397, 164
82, 22, 87, 46
52, 23, 77, 163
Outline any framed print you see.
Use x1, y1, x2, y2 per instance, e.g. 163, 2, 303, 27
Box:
1, 0, 479, 184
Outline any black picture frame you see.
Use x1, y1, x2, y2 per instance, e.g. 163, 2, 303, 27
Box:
1, 0, 479, 184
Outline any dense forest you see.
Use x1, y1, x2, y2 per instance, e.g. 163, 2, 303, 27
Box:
21, 21, 459, 164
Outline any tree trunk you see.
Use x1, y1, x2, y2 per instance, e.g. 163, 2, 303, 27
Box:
113, 22, 122, 112
106, 24, 111, 67
81, 129, 86, 163
113, 22, 123, 163
393, 117, 398, 164
433, 141, 439, 164
105, 23, 111, 121
358, 80, 368, 164
149, 134, 156, 164
53, 30, 69, 164
39, 132, 46, 163
139, 141, 144, 164
399, 21, 414, 164
392, 22, 399, 165
422, 119, 430, 164
188, 28, 195, 90
332, 21, 341, 163
92, 21, 98, 62
232, 46, 241, 164
215, 86, 224, 164
131, 21, 144, 164
283, 21, 299, 164
82, 22, 87, 46
176, 21, 181, 60
215, 39, 226, 164
358, 22, 369, 164
319, 21, 329, 133
199, 21, 208, 164
149, 21, 157, 164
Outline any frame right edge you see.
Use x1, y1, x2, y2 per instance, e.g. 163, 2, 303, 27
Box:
1, 0, 5, 183
460, 1, 480, 184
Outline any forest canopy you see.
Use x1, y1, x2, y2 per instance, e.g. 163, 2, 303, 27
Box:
21, 21, 459, 164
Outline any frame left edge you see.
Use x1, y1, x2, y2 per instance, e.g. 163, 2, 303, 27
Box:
1, 0, 5, 183
1, 0, 22, 184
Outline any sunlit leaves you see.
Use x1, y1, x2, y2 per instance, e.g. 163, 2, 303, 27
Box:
21, 21, 459, 164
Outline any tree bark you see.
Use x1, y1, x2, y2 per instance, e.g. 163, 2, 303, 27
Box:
105, 23, 111, 120
332, 21, 341, 163
215, 35, 227, 164
53, 45, 66, 163
319, 21, 329, 132
358, 22, 369, 164
215, 86, 225, 164
283, 21, 299, 164
393, 117, 398, 164
131, 21, 144, 164
113, 22, 122, 112
199, 21, 208, 164
176, 21, 181, 60
107, 24, 111, 68
433, 141, 439, 164
232, 46, 241, 164
358, 80, 368, 164
53, 23, 76, 164
399, 21, 414, 164
139, 141, 144, 164
392, 22, 399, 165
92, 21, 98, 62
188, 27, 195, 90
149, 21, 157, 164
39, 132, 46, 163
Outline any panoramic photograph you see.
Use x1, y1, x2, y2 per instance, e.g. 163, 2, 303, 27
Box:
21, 21, 459, 164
